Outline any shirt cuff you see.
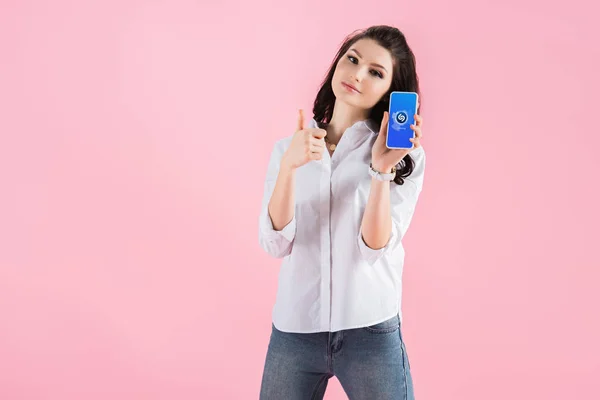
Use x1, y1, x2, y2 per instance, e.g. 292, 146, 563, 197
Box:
260, 208, 297, 243
357, 223, 398, 266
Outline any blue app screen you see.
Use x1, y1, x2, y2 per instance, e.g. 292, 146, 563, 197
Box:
386, 92, 418, 149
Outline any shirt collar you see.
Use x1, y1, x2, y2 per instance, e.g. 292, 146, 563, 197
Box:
309, 117, 378, 138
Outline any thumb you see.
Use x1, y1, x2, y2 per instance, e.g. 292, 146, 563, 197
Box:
297, 109, 305, 131
379, 111, 389, 137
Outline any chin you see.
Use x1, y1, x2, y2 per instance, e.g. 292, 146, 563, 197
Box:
332, 85, 359, 107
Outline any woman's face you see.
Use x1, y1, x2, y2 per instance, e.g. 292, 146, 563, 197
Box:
331, 38, 394, 111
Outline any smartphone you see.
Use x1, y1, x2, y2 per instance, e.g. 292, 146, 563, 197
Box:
386, 91, 419, 149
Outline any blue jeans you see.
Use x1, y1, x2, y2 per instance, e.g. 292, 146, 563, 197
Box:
259, 314, 415, 400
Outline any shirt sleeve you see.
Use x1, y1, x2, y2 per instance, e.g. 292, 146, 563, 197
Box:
357, 147, 426, 266
258, 141, 297, 258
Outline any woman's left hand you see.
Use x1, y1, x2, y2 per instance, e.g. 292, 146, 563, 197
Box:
371, 111, 423, 173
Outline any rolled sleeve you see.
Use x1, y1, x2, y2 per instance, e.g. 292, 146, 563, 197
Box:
260, 204, 297, 242
357, 222, 400, 265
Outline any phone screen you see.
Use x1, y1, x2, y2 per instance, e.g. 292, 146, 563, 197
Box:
386, 91, 418, 149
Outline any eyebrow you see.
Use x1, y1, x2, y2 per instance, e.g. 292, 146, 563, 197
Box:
349, 48, 388, 72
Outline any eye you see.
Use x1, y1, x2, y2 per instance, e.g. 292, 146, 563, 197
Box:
347, 55, 383, 78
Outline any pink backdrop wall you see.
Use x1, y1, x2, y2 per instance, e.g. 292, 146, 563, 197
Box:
1, 0, 598, 399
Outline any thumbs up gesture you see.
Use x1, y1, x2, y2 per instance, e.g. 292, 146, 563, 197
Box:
281, 109, 327, 171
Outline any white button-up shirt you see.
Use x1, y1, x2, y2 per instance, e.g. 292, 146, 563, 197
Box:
258, 117, 426, 333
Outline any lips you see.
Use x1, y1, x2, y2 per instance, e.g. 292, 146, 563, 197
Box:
342, 81, 360, 93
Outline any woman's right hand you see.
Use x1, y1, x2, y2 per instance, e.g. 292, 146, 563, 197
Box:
281, 109, 327, 171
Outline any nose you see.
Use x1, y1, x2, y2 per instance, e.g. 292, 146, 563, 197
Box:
353, 66, 369, 82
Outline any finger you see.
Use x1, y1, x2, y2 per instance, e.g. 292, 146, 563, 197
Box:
309, 143, 324, 153
410, 125, 422, 138
414, 114, 423, 127
309, 151, 323, 160
310, 137, 326, 148
311, 128, 327, 139
409, 138, 421, 148
297, 109, 305, 131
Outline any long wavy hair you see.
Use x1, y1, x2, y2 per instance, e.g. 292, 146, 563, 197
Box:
313, 25, 421, 185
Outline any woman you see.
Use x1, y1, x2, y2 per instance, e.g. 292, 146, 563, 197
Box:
258, 25, 425, 400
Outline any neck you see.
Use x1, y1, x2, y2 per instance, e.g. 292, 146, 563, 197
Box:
325, 101, 369, 144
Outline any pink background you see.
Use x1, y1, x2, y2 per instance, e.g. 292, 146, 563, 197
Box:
1, 0, 599, 399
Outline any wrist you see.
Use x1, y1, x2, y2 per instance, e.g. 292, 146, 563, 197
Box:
369, 162, 397, 182
371, 162, 394, 174
280, 157, 296, 174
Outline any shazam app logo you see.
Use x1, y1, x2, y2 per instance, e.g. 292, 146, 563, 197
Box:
391, 111, 409, 130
